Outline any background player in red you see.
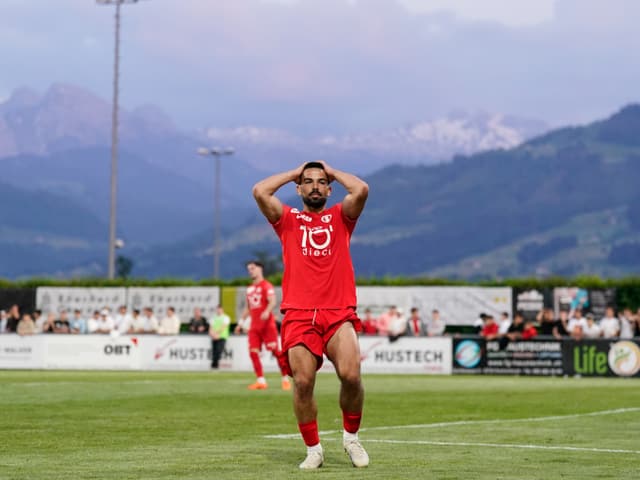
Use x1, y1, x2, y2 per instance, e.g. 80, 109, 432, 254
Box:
237, 260, 291, 391
252, 160, 369, 469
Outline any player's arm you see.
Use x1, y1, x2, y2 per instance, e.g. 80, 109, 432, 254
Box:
252, 164, 306, 223
319, 161, 368, 220
235, 307, 249, 334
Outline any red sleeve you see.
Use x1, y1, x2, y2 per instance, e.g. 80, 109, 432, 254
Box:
338, 203, 358, 234
272, 205, 292, 236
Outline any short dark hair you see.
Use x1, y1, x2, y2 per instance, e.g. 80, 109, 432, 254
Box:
303, 161, 324, 171
300, 162, 330, 183
246, 260, 264, 269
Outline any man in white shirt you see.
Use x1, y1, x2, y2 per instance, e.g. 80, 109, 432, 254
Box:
140, 307, 159, 334
497, 311, 511, 335
567, 308, 588, 337
123, 309, 144, 333
388, 308, 407, 342
583, 313, 602, 339
88, 309, 115, 334
599, 307, 620, 339
0, 310, 7, 333
427, 309, 446, 337
113, 305, 132, 333
619, 309, 635, 339
158, 306, 181, 335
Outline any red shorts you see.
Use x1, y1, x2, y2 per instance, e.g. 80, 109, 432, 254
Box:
280, 308, 362, 376
248, 320, 279, 352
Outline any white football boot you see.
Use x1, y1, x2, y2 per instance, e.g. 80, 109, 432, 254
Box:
343, 438, 369, 467
299, 447, 324, 470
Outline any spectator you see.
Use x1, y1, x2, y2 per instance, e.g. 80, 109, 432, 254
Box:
70, 309, 88, 334
583, 313, 602, 339
571, 323, 585, 341
124, 309, 146, 334
140, 307, 159, 333
521, 320, 538, 340
427, 309, 446, 337
506, 312, 525, 340
388, 308, 408, 342
0, 310, 7, 334
552, 309, 570, 338
360, 308, 378, 335
113, 305, 132, 333
499, 311, 525, 349
537, 308, 555, 336
480, 315, 499, 339
41, 312, 56, 333
209, 305, 231, 369
376, 306, 397, 337
53, 309, 71, 334
473, 313, 487, 334
498, 311, 511, 335
88, 309, 115, 334
407, 307, 424, 337
158, 306, 181, 335
567, 308, 588, 338
32, 309, 43, 332
599, 307, 620, 339
619, 309, 636, 339
17, 313, 37, 336
188, 307, 209, 334
6, 304, 20, 333
86, 310, 100, 333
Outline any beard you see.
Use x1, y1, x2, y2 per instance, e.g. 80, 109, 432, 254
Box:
302, 193, 327, 209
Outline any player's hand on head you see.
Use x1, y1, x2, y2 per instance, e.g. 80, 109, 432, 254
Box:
317, 160, 336, 182
293, 163, 307, 184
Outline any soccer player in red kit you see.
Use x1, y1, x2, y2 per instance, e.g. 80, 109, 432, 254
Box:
252, 160, 369, 469
240, 260, 291, 391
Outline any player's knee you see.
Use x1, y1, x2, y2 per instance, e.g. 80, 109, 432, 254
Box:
292, 373, 314, 397
338, 369, 361, 390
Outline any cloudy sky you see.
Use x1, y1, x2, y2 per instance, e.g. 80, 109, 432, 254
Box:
1, 0, 639, 133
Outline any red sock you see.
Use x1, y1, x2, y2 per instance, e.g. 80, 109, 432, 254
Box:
249, 351, 263, 378
298, 420, 320, 446
342, 411, 362, 434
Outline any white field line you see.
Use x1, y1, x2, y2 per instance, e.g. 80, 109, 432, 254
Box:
364, 439, 640, 455
264, 407, 640, 439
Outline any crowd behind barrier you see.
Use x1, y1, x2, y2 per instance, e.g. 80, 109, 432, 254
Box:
2, 285, 640, 341
1, 286, 640, 378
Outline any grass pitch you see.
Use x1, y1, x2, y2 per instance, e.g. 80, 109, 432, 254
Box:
1, 371, 639, 479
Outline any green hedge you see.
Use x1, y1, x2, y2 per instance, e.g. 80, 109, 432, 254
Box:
3, 274, 640, 289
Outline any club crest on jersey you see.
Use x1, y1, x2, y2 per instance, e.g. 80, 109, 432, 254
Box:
321, 214, 332, 223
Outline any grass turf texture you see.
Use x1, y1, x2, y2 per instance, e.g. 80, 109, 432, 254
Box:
1, 372, 639, 479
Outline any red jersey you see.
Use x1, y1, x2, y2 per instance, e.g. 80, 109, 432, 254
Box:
521, 326, 538, 340
481, 322, 499, 337
246, 279, 276, 326
272, 203, 358, 310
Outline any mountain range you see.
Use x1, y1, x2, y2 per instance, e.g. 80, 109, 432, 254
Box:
2, 83, 638, 279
